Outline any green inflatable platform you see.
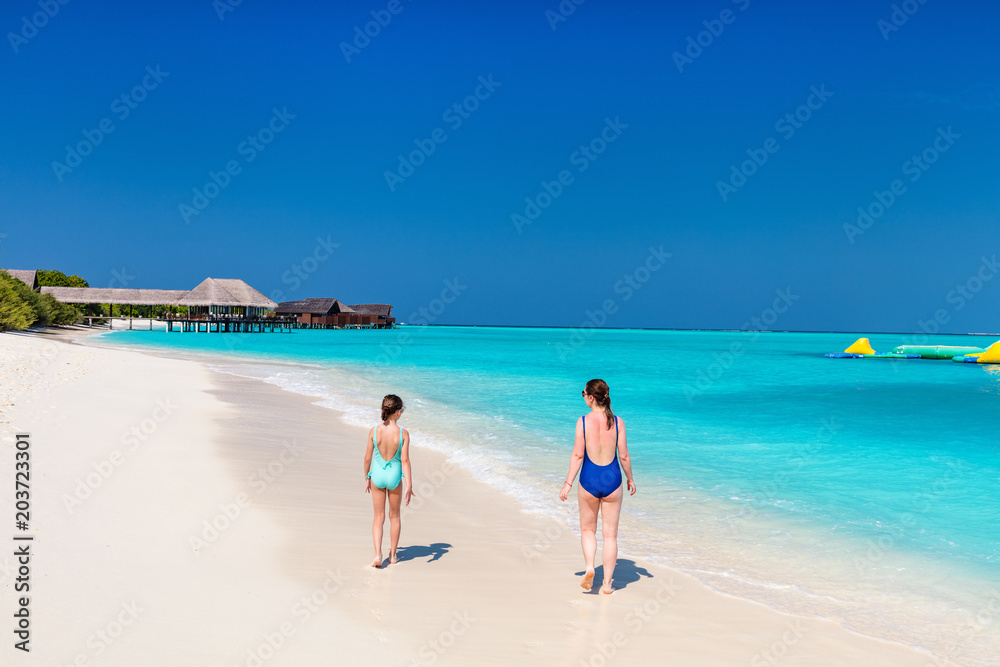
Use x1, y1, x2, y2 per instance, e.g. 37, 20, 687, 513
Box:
891, 345, 985, 360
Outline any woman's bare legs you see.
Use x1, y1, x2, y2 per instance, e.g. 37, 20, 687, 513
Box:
387, 485, 402, 564
578, 486, 601, 590
599, 485, 624, 594
370, 485, 386, 567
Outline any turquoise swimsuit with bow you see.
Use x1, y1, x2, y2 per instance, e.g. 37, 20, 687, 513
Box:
368, 425, 404, 490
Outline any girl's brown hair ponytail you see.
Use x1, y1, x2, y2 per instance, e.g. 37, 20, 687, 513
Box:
381, 394, 403, 421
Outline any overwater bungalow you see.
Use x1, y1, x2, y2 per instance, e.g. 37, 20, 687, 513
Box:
275, 298, 395, 328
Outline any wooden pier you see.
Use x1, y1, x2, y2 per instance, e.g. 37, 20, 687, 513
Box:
83, 316, 292, 332
164, 318, 292, 333
84, 316, 158, 330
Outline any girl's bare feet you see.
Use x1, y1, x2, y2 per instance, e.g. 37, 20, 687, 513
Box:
601, 583, 613, 595
371, 555, 383, 568
389, 551, 398, 565
580, 569, 595, 591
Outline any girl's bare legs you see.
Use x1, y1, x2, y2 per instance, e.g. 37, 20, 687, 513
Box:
578, 486, 601, 590
599, 485, 624, 594
387, 485, 402, 564
370, 485, 387, 567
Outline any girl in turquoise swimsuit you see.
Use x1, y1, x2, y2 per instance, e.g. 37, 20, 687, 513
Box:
364, 394, 413, 567
559, 379, 636, 594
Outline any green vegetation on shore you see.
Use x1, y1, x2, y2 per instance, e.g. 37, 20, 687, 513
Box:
0, 269, 82, 331
37, 269, 89, 288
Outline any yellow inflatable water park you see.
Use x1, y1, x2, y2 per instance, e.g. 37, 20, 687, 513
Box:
953, 340, 1000, 364
824, 338, 921, 359
825, 337, 1000, 362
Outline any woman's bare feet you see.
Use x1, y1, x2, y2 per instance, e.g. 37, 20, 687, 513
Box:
371, 555, 383, 568
389, 551, 398, 565
580, 569, 595, 591
601, 583, 613, 595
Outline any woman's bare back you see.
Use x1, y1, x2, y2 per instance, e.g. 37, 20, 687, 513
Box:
582, 412, 620, 466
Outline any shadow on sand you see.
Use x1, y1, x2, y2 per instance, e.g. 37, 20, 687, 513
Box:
575, 559, 653, 595
395, 542, 452, 564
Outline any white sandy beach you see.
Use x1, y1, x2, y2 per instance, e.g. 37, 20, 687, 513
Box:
0, 328, 938, 666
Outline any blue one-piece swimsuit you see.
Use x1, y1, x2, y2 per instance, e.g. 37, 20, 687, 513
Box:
578, 415, 622, 499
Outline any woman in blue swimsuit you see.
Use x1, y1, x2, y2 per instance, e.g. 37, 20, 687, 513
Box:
364, 394, 413, 568
559, 379, 636, 594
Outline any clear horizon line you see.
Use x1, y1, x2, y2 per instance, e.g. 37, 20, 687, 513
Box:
396, 324, 1000, 336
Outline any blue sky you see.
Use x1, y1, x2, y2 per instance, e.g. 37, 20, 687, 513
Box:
1, 0, 998, 332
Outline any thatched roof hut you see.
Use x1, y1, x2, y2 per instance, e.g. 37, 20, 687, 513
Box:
41, 277, 277, 314
177, 278, 276, 308
41, 287, 189, 305
2, 269, 39, 291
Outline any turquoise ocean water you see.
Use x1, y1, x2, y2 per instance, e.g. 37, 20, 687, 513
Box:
97, 326, 1000, 663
